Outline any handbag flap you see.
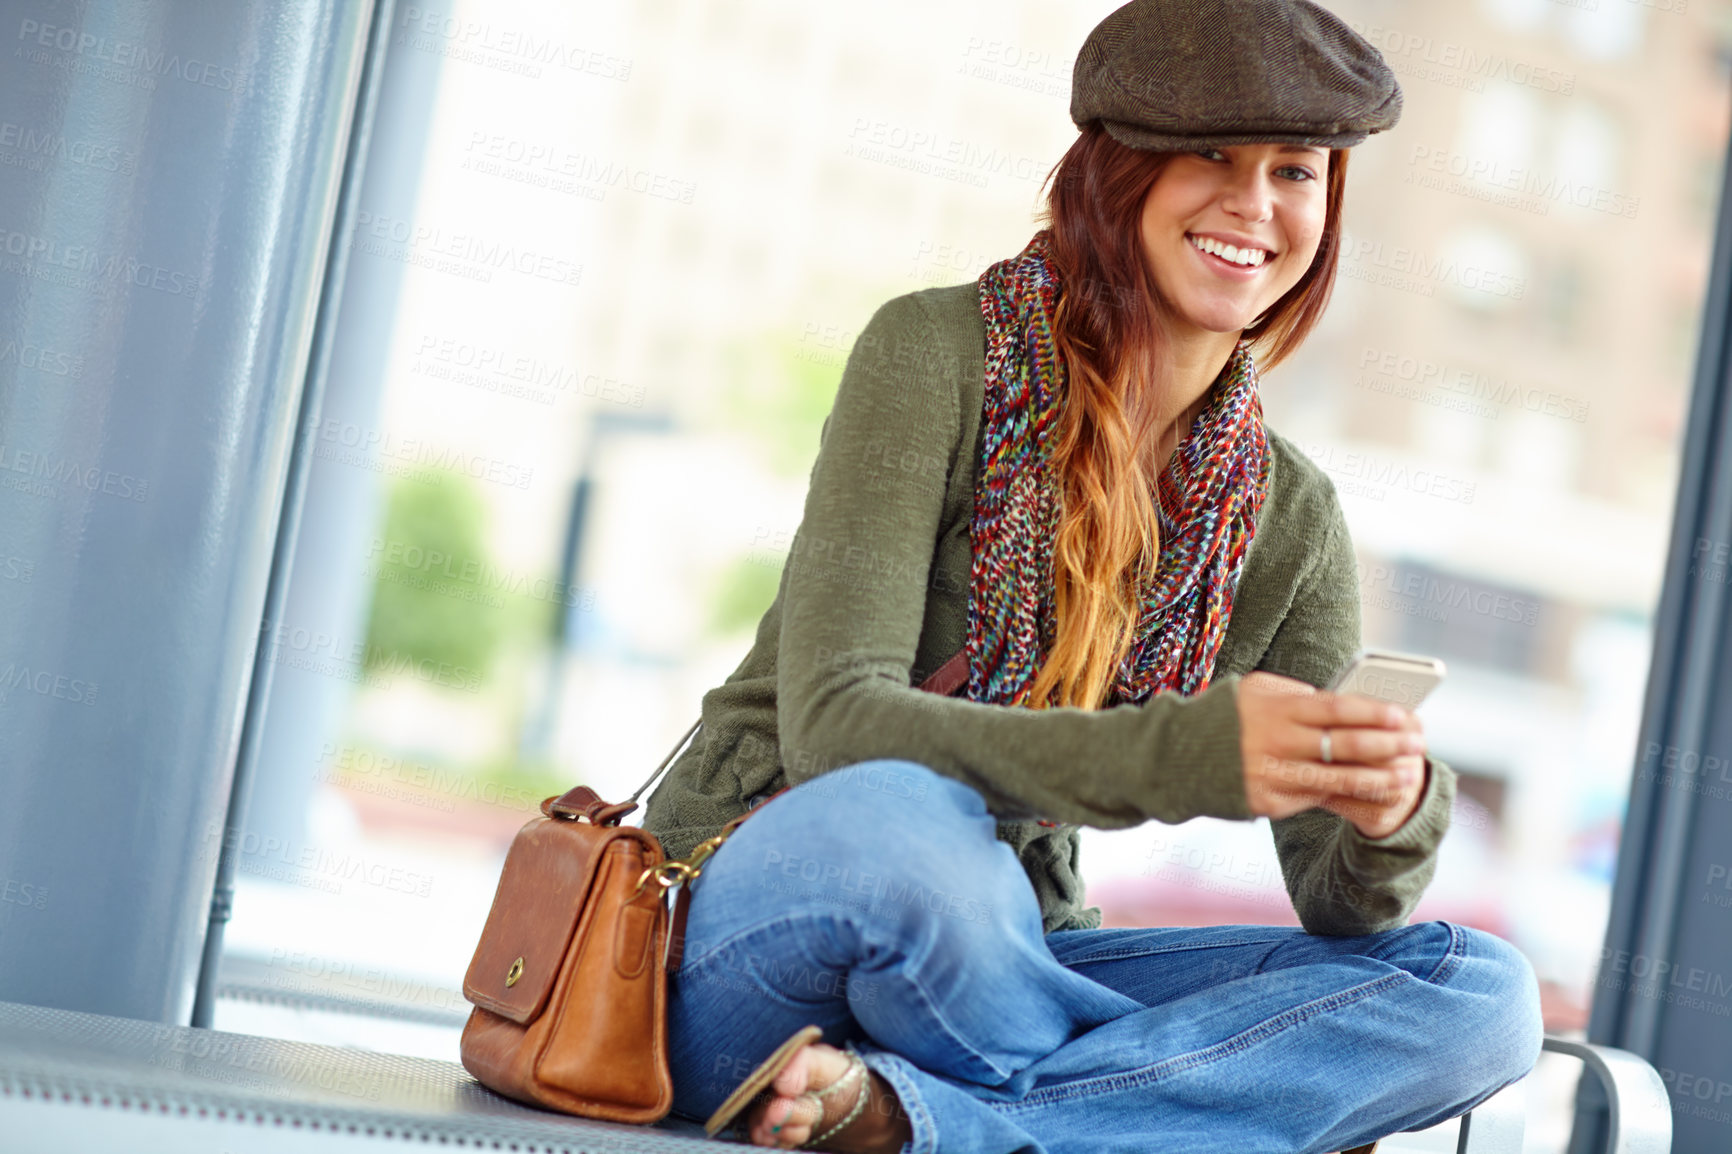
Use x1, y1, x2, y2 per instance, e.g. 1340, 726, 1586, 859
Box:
464, 816, 618, 1024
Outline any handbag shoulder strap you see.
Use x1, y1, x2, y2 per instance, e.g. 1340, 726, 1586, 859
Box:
627, 648, 969, 805
627, 717, 702, 804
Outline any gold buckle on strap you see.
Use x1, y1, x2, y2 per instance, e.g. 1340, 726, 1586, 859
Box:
632, 832, 728, 898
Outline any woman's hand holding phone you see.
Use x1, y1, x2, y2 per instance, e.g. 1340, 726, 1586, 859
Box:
1236, 671, 1428, 839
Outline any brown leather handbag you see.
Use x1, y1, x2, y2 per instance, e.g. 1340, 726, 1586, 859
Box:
457, 721, 696, 1122
457, 651, 969, 1122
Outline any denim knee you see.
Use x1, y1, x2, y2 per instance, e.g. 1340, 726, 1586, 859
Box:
732, 758, 1030, 930
771, 758, 990, 854
1459, 926, 1544, 1084
1399, 922, 1544, 1112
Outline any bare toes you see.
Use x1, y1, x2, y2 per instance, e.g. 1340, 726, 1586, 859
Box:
744, 1043, 857, 1148
750, 1090, 818, 1148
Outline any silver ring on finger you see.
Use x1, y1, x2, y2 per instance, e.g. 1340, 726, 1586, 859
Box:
1320, 728, 1332, 764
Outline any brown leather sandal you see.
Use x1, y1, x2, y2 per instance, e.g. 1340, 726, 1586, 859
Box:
797, 1046, 870, 1149
704, 1025, 824, 1138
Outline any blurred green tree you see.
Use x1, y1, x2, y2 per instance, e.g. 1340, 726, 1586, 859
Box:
708, 555, 784, 636
713, 332, 844, 477
696, 327, 858, 641
363, 469, 508, 683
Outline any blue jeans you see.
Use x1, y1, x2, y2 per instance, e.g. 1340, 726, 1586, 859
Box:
665, 759, 1543, 1153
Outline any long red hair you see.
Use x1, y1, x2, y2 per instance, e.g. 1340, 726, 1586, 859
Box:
1020, 124, 1349, 711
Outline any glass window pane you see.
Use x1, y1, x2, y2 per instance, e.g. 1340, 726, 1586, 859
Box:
222, 7, 1732, 1143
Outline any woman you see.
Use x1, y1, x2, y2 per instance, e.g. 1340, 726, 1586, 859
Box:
642, 1, 1544, 1150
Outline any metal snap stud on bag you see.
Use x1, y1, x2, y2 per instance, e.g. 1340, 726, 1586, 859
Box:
506, 957, 524, 987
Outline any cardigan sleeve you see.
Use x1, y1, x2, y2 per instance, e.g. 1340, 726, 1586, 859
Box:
1257, 492, 1455, 936
774, 290, 1254, 829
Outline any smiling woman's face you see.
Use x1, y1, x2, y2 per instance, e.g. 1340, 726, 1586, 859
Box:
1139, 143, 1332, 341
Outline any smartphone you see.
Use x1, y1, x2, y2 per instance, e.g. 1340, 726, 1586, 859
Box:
1326, 647, 1446, 710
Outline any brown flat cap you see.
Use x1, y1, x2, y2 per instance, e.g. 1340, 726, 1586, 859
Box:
1071, 0, 1402, 152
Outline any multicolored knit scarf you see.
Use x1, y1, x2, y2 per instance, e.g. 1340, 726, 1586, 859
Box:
966, 231, 1271, 708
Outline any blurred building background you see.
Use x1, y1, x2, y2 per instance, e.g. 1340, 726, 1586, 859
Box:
212, 1, 1732, 1147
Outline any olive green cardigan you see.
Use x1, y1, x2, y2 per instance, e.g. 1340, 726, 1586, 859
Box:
643, 281, 1454, 936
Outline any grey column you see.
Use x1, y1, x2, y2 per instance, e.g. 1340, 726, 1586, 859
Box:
1577, 117, 1732, 1154
0, 0, 377, 1024
228, 0, 444, 925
